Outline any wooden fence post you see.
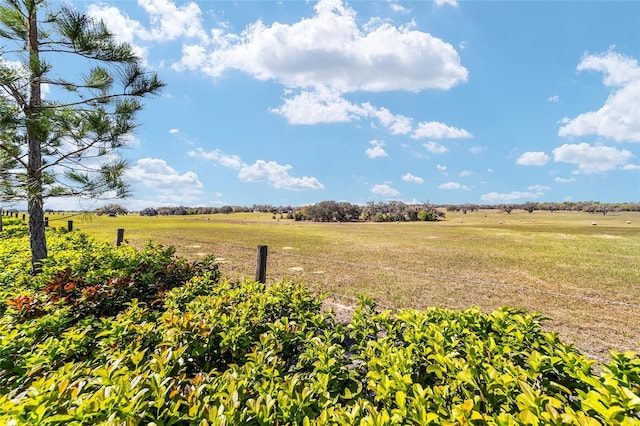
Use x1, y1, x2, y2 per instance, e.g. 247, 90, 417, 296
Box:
0, 216, 2, 232
22, 214, 25, 221
44, 217, 49, 227
255, 245, 268, 283
67, 220, 73, 232
116, 228, 125, 246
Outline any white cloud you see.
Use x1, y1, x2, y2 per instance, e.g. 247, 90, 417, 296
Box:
176, 44, 207, 70
167, 128, 196, 145
578, 50, 640, 86
480, 191, 540, 203
412, 121, 472, 139
87, 0, 208, 64
622, 163, 640, 170
402, 173, 424, 184
89, 0, 206, 43
87, 4, 149, 59
271, 88, 413, 135
136, 0, 207, 42
121, 134, 141, 148
272, 88, 361, 124
435, 0, 459, 7
516, 151, 550, 166
173, 0, 467, 93
548, 95, 560, 103
361, 103, 413, 135
438, 181, 470, 190
366, 140, 388, 158
188, 148, 323, 190
188, 148, 245, 169
0, 59, 41, 102
558, 50, 640, 143
238, 160, 324, 190
423, 141, 449, 154
554, 177, 576, 183
388, 1, 410, 13
436, 164, 447, 171
469, 146, 486, 154
552, 143, 634, 174
459, 170, 473, 177
528, 184, 550, 194
41, 83, 52, 99
371, 184, 400, 197
126, 158, 200, 187
125, 158, 203, 203
222, 155, 245, 170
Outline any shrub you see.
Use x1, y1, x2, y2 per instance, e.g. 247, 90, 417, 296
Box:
2, 228, 220, 322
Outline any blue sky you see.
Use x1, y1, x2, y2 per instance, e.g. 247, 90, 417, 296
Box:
45, 1, 640, 209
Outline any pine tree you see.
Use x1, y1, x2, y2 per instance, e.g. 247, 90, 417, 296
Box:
0, 0, 164, 272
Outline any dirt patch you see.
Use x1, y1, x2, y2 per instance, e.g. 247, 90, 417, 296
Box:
556, 234, 575, 240
323, 298, 357, 325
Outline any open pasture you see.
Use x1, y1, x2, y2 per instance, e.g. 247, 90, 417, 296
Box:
68, 209, 640, 360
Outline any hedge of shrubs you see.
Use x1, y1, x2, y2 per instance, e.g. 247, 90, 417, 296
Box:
0, 221, 638, 424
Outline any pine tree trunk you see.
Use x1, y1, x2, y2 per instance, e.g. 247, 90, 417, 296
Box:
27, 4, 47, 274
27, 185, 47, 274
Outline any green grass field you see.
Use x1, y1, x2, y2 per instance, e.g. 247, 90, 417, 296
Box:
56, 209, 640, 360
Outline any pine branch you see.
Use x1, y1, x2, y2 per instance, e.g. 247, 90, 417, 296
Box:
0, 141, 27, 168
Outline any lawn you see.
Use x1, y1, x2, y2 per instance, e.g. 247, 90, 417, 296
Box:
58, 209, 640, 360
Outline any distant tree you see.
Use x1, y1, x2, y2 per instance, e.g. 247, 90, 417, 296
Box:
95, 203, 127, 216
336, 201, 362, 222
417, 210, 433, 221
402, 205, 416, 221
306, 201, 338, 222
361, 202, 376, 221
139, 207, 158, 217
0, 0, 163, 271
293, 209, 305, 221
252, 204, 275, 213
387, 201, 407, 222
417, 205, 444, 221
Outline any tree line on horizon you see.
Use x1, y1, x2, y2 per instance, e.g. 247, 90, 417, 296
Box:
77, 200, 640, 222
